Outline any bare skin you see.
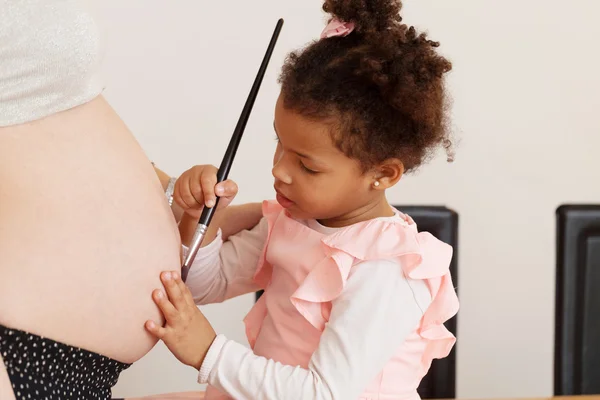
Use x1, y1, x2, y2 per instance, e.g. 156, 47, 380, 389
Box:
0, 96, 182, 392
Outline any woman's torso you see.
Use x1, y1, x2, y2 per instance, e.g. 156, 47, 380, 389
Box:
0, 0, 181, 364
0, 96, 182, 363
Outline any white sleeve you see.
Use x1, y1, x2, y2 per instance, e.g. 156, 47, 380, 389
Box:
184, 217, 268, 305
198, 259, 432, 399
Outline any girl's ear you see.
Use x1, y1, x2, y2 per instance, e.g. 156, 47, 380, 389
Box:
372, 158, 404, 190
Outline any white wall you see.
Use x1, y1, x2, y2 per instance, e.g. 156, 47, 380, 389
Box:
87, 1, 600, 398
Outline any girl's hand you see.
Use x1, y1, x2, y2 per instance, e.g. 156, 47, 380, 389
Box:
174, 165, 238, 218
145, 271, 217, 370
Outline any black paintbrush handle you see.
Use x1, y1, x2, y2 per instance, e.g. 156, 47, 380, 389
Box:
201, 18, 284, 226
182, 19, 284, 277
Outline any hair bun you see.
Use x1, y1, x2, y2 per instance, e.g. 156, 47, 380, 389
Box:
323, 0, 403, 34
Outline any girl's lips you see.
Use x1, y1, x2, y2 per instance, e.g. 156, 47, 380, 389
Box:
275, 191, 294, 208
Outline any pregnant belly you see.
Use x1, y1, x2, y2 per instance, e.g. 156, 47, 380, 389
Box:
0, 96, 182, 363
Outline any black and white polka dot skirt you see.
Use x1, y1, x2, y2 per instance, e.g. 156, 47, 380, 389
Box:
0, 324, 131, 400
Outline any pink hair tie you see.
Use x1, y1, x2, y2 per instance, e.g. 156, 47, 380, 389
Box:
320, 18, 355, 39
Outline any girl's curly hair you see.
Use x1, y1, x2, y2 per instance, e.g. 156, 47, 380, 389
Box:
279, 0, 453, 172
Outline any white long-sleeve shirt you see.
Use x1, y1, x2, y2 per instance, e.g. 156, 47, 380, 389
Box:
185, 215, 432, 399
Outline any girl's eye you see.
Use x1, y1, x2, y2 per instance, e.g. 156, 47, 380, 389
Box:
300, 162, 318, 174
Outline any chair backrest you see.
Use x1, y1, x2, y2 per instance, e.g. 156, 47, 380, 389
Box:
394, 205, 459, 399
255, 205, 459, 399
555, 205, 600, 395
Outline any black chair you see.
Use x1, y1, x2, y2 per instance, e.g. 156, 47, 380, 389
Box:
255, 205, 459, 399
395, 206, 459, 400
555, 205, 600, 395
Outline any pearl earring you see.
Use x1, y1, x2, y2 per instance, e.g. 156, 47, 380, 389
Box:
373, 181, 380, 187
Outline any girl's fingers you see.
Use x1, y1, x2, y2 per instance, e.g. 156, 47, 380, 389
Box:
161, 271, 187, 311
215, 180, 238, 209
180, 175, 204, 209
215, 179, 238, 198
173, 176, 194, 210
188, 174, 205, 208
172, 271, 196, 308
145, 320, 167, 339
152, 288, 179, 323
200, 172, 218, 209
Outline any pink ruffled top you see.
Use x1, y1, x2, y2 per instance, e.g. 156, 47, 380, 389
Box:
239, 200, 458, 399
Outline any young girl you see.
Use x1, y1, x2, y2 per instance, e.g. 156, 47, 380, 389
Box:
146, 0, 458, 398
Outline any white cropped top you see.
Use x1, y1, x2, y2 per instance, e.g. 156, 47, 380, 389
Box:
0, 0, 105, 126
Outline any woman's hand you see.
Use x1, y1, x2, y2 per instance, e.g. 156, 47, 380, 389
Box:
174, 165, 238, 218
145, 271, 217, 370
